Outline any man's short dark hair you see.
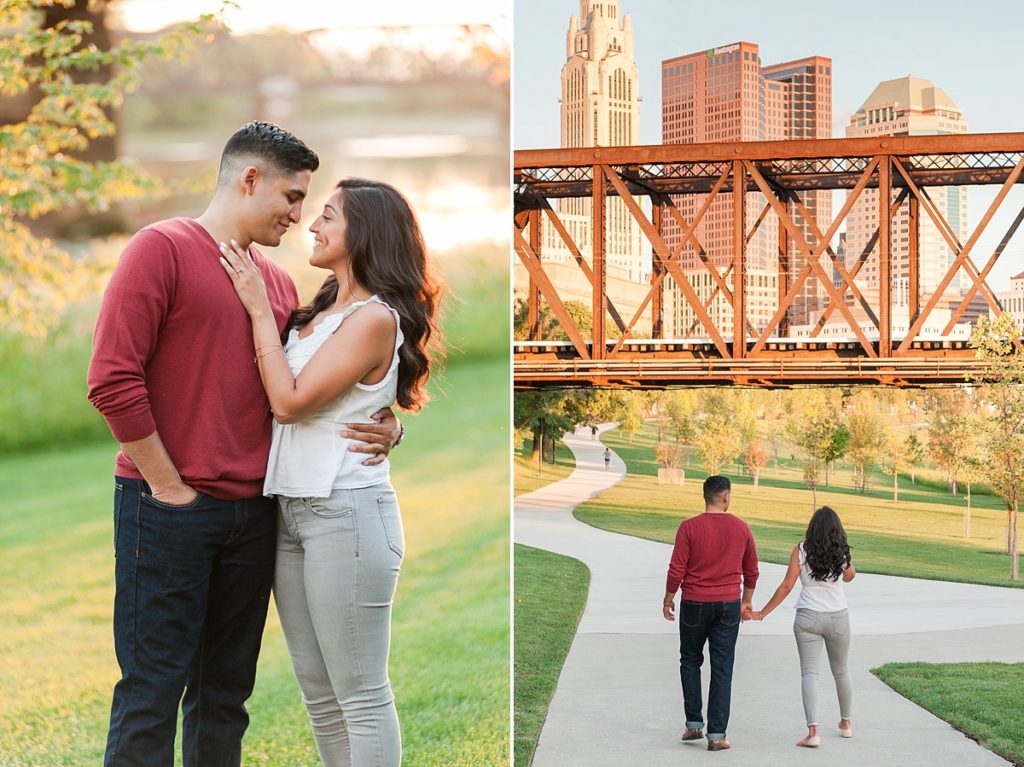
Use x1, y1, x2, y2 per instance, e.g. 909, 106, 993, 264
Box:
218, 121, 319, 183
703, 475, 731, 503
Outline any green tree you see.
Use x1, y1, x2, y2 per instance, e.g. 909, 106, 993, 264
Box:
823, 423, 851, 487
691, 394, 740, 476
960, 454, 985, 540
617, 393, 645, 443
970, 312, 1024, 580
512, 298, 621, 343
904, 432, 927, 484
927, 391, 972, 497
846, 398, 886, 493
659, 388, 699, 444
745, 438, 768, 490
787, 394, 842, 507
0, 0, 225, 334
514, 390, 575, 472
879, 433, 907, 504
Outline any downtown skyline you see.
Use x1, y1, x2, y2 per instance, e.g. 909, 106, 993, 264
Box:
514, 0, 1024, 290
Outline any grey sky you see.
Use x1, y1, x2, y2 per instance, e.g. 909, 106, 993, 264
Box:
513, 0, 1024, 287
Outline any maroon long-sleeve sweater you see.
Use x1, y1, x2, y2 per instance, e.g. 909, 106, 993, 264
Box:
87, 218, 299, 500
665, 511, 760, 602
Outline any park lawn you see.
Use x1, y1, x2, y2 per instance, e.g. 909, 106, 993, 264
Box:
514, 440, 577, 497
513, 545, 590, 767
0, 359, 509, 767
573, 425, 1023, 589
873, 663, 1024, 767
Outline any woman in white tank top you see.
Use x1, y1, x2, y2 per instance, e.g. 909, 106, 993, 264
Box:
745, 506, 856, 749
219, 178, 441, 767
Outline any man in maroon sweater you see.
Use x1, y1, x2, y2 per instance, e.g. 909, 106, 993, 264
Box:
88, 122, 399, 767
662, 475, 759, 752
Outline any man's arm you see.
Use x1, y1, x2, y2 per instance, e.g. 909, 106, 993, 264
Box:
663, 523, 689, 620
120, 432, 197, 505
740, 526, 760, 616
88, 229, 192, 498
342, 407, 402, 466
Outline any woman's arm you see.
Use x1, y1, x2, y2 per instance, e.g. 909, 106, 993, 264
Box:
748, 545, 801, 620
219, 242, 394, 424
842, 560, 856, 582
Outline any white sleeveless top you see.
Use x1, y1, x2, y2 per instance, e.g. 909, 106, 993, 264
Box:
263, 295, 403, 498
794, 542, 849, 612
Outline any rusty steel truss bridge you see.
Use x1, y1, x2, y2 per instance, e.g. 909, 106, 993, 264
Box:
514, 132, 1024, 389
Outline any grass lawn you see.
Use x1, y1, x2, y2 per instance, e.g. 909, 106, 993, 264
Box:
573, 425, 1023, 589
513, 545, 590, 767
873, 663, 1024, 767
0, 359, 509, 767
514, 440, 578, 497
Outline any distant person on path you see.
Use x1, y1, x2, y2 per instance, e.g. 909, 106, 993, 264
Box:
745, 506, 855, 748
603, 447, 611, 469
218, 177, 441, 767
87, 122, 400, 767
591, 424, 599, 439
663, 475, 759, 752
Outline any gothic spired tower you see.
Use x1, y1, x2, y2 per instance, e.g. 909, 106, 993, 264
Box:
558, 1, 645, 283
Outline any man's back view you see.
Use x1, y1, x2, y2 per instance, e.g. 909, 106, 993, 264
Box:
662, 475, 759, 752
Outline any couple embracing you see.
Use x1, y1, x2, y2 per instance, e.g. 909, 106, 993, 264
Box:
88, 121, 440, 767
662, 475, 856, 751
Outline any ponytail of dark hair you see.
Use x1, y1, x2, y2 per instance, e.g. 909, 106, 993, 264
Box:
803, 506, 852, 582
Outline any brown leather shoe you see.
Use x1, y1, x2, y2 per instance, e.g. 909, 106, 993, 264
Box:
707, 739, 730, 751
680, 728, 703, 741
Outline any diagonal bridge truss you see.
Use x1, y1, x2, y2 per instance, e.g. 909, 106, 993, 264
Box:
514, 132, 1024, 389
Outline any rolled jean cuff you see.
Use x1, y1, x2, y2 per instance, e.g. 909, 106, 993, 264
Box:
707, 733, 726, 741
686, 720, 704, 729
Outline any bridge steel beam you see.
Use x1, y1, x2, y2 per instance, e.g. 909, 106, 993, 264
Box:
514, 132, 1024, 389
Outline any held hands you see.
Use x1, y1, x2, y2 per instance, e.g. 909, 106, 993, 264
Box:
218, 239, 271, 317
741, 605, 765, 622
663, 599, 675, 622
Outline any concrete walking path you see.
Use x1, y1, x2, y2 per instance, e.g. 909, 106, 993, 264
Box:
515, 425, 1024, 766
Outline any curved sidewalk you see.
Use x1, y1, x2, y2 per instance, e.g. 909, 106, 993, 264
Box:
515, 425, 1024, 767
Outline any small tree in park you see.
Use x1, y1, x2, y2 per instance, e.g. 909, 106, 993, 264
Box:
879, 433, 907, 504
823, 422, 850, 487
745, 439, 769, 491
692, 395, 741, 476
927, 391, 972, 497
904, 433, 927, 484
960, 454, 985, 540
970, 312, 1024, 580
788, 405, 837, 508
846, 398, 886, 493
617, 393, 645, 443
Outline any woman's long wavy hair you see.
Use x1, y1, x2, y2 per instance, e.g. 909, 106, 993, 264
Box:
803, 506, 851, 582
284, 178, 442, 411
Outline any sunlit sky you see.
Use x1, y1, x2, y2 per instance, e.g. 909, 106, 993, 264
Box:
113, 0, 510, 37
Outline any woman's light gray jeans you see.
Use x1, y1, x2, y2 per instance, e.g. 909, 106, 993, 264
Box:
793, 608, 853, 727
275, 484, 404, 767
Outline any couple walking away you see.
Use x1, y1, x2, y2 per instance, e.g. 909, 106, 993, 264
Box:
88, 121, 441, 767
662, 475, 855, 751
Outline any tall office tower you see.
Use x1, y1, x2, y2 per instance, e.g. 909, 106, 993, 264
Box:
550, 0, 645, 284
844, 77, 968, 309
661, 42, 832, 335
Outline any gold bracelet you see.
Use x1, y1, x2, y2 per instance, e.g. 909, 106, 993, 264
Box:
254, 346, 283, 362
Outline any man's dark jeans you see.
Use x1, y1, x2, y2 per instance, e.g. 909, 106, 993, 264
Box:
105, 477, 276, 767
678, 599, 741, 741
